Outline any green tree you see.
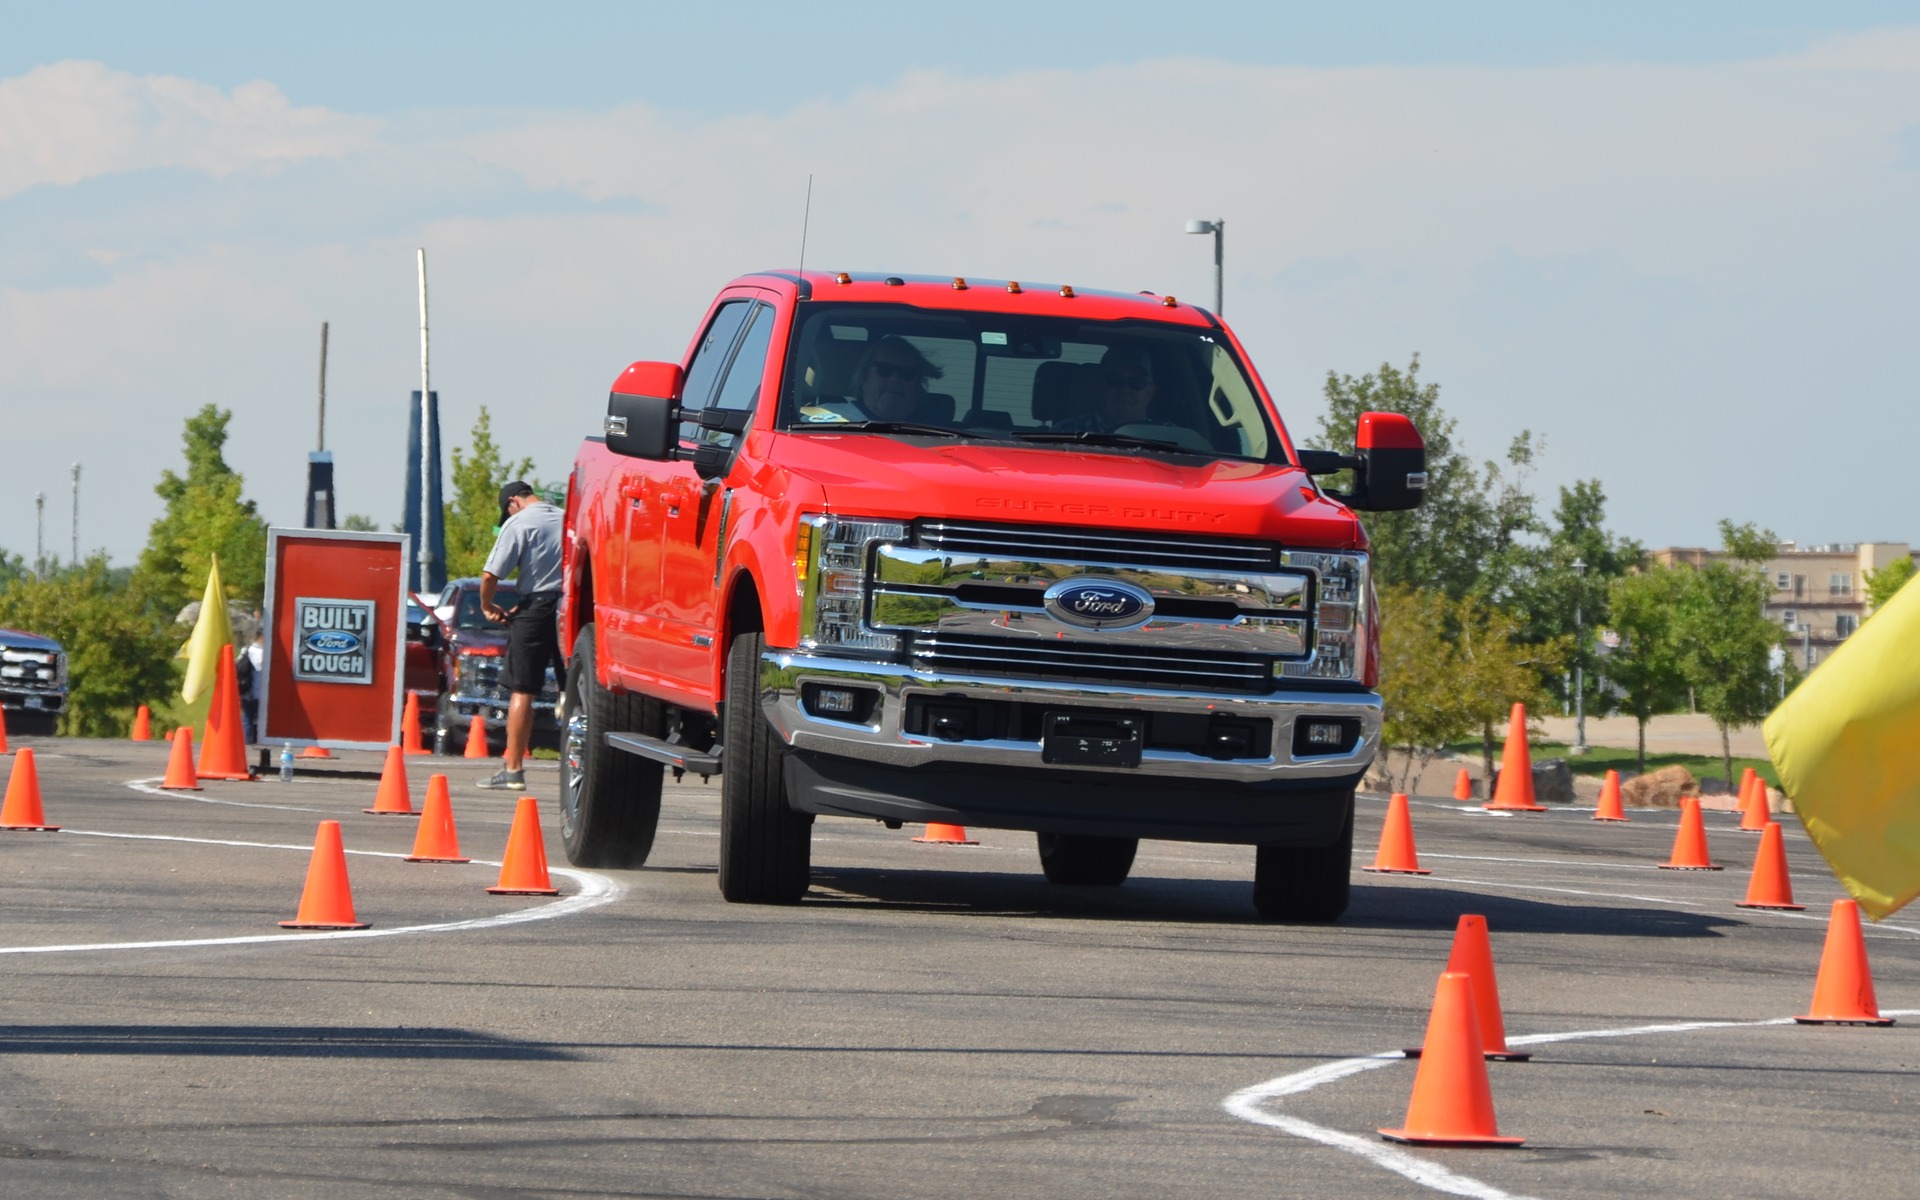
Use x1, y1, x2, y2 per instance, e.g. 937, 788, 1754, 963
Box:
1866, 557, 1916, 614
443, 407, 535, 580
135, 406, 269, 616
1606, 565, 1691, 771
340, 514, 381, 532
1317, 356, 1519, 597
1676, 520, 1785, 786
0, 555, 177, 736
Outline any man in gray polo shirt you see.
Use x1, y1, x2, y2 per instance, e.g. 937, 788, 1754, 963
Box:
477, 480, 564, 790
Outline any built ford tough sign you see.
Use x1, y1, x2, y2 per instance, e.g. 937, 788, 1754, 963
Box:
558, 270, 1426, 921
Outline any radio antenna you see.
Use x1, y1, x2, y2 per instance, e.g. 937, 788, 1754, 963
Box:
796, 174, 813, 284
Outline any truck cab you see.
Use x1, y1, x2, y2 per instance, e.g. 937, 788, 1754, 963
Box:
560, 271, 1425, 919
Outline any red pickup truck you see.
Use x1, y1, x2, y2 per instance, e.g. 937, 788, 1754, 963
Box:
557, 270, 1425, 920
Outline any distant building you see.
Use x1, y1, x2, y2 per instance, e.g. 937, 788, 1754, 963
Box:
1648, 542, 1919, 669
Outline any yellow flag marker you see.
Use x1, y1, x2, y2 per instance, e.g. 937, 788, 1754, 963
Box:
179, 554, 234, 704
1765, 575, 1920, 919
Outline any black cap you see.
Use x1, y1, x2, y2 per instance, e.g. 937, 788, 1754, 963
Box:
498, 480, 535, 526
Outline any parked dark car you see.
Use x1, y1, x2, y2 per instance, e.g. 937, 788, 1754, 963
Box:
0, 628, 66, 736
424, 577, 561, 755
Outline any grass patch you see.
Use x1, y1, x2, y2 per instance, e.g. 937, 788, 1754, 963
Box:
1444, 741, 1777, 790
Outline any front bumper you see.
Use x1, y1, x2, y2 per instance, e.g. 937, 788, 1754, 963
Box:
762, 649, 1373, 842
0, 689, 65, 716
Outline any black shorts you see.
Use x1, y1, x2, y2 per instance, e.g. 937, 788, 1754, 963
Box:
504, 592, 563, 695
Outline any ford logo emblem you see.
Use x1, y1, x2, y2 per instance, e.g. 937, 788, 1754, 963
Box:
1042, 578, 1155, 630
305, 630, 363, 655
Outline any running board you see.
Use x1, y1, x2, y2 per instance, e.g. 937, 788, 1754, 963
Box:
604, 732, 722, 775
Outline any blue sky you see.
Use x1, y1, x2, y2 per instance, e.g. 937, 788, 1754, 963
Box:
4, 3, 1920, 565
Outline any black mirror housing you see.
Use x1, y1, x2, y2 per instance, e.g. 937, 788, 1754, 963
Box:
605, 392, 677, 460
1344, 411, 1427, 511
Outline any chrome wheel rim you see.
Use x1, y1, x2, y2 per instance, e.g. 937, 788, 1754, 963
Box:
562, 705, 588, 824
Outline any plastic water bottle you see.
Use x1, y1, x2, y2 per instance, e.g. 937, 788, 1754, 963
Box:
280, 743, 295, 782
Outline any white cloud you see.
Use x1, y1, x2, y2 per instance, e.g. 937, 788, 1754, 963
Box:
0, 60, 380, 198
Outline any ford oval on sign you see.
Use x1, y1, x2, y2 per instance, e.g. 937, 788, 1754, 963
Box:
1042, 578, 1155, 631
305, 630, 363, 655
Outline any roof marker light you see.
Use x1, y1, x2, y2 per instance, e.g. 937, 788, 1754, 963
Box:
1163, 295, 1178, 307
835, 272, 852, 285
883, 276, 904, 287
952, 277, 968, 290
1060, 285, 1075, 299
1006, 281, 1022, 294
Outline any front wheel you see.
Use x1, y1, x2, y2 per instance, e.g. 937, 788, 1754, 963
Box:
559, 625, 664, 868
1037, 833, 1138, 886
717, 630, 812, 904
1252, 793, 1353, 922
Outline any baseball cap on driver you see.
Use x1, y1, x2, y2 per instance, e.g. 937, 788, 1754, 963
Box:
498, 480, 535, 526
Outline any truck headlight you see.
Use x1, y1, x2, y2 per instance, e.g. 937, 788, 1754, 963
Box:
796, 514, 906, 655
1275, 551, 1371, 684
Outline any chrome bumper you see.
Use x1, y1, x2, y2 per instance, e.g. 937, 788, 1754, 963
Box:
759, 649, 1379, 785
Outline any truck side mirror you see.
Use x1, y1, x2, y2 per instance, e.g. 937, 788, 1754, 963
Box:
1348, 411, 1427, 512
604, 361, 684, 460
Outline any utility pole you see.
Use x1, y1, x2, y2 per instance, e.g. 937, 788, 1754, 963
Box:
417, 248, 434, 586
1571, 558, 1588, 755
317, 320, 329, 452
33, 492, 43, 577
69, 463, 79, 567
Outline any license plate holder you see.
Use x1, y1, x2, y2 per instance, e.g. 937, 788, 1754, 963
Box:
23, 696, 43, 710
1042, 711, 1143, 768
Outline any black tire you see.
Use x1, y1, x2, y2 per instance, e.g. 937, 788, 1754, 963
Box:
1252, 793, 1354, 922
559, 625, 664, 868
9, 711, 57, 737
432, 697, 456, 757
1036, 833, 1138, 886
717, 630, 812, 904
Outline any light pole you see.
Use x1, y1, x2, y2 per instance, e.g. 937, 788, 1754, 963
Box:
1184, 218, 1224, 314
1571, 557, 1588, 755
33, 492, 43, 577
1799, 622, 1813, 671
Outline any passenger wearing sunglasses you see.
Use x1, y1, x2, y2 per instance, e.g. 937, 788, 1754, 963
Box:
852, 336, 944, 422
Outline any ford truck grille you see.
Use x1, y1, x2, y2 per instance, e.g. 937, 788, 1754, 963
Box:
915, 520, 1277, 572
909, 633, 1272, 694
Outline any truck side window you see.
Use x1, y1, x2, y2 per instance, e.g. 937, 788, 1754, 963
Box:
684, 302, 776, 449
679, 301, 753, 421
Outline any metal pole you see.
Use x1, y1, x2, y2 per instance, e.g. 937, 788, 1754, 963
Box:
33, 492, 43, 576
317, 320, 329, 452
1212, 219, 1224, 316
69, 463, 79, 567
1572, 558, 1587, 755
1803, 623, 1812, 671
417, 249, 433, 584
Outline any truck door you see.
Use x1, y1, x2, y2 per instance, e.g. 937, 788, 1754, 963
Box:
654, 298, 778, 700
603, 298, 754, 692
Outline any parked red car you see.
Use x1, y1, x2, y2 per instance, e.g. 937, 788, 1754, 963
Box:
421, 577, 561, 755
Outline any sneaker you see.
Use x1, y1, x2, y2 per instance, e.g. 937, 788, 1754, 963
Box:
477, 768, 526, 791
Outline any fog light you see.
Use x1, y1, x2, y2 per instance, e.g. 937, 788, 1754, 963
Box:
1304, 721, 1344, 746
814, 688, 859, 715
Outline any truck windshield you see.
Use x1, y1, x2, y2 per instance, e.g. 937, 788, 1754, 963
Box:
778, 304, 1279, 461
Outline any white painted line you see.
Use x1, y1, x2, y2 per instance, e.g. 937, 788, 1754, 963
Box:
3, 826, 621, 957
1225, 1009, 1920, 1198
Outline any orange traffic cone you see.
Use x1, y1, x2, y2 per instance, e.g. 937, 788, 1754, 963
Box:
1593, 769, 1628, 822
1739, 773, 1770, 832
1379, 972, 1526, 1147
364, 746, 415, 815
913, 822, 978, 845
1406, 915, 1530, 1061
130, 705, 153, 741
1364, 793, 1432, 875
195, 649, 252, 781
401, 693, 429, 756
0, 748, 59, 831
488, 796, 560, 895
300, 745, 334, 759
406, 774, 470, 863
159, 727, 202, 790
1796, 899, 1894, 1025
1658, 797, 1721, 870
1483, 703, 1545, 813
1736, 821, 1804, 911
462, 713, 490, 759
279, 820, 370, 929
1453, 768, 1473, 802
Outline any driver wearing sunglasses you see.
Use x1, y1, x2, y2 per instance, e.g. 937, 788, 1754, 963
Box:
853, 336, 944, 422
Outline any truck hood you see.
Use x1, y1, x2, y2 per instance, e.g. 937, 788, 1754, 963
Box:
767, 434, 1363, 548
0, 629, 62, 653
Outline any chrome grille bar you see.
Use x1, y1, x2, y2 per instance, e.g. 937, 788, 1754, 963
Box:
916, 520, 1277, 571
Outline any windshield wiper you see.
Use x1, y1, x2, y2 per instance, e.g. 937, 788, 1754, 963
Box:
816, 420, 963, 438
1009, 430, 1205, 453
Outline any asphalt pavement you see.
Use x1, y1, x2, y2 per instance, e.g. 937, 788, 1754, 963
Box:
0, 735, 1913, 1199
